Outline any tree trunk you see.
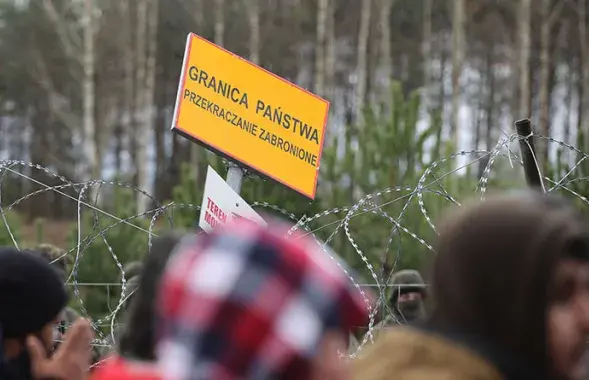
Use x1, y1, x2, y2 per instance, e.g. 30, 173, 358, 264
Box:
555, 19, 571, 146
564, 59, 574, 145
82, 0, 98, 200
366, 21, 379, 104
450, 0, 465, 149
120, 0, 135, 179
538, 0, 551, 172
214, 0, 225, 46
480, 48, 496, 178
29, 99, 52, 218
325, 0, 335, 101
314, 0, 328, 97
247, 0, 260, 65
137, 0, 159, 211
154, 76, 166, 199
518, 0, 532, 118
539, 0, 563, 172
578, 57, 584, 149
194, 0, 204, 28
579, 0, 589, 152
378, 0, 394, 109
133, 0, 148, 211
354, 0, 372, 123
433, 34, 448, 155
422, 0, 432, 113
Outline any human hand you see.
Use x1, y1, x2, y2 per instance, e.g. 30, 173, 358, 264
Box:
27, 318, 94, 380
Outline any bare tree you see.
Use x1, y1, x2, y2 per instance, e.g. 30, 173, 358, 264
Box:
40, 0, 98, 195
247, 0, 260, 65
422, 0, 432, 112
325, 0, 336, 101
314, 0, 328, 97
194, 0, 204, 29
559, 20, 574, 145
518, 0, 531, 119
378, 0, 394, 109
140, 0, 159, 211
354, 0, 372, 123
118, 0, 135, 175
578, 0, 589, 152
451, 0, 465, 150
82, 0, 97, 182
538, 0, 563, 170
132, 0, 148, 212
214, 0, 225, 46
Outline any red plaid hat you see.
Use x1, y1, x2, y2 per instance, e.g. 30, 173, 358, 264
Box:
156, 219, 373, 380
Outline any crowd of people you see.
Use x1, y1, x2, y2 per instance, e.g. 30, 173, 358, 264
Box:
1, 190, 589, 379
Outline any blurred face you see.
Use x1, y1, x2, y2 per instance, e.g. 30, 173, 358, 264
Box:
396, 291, 425, 322
548, 259, 589, 380
398, 291, 422, 303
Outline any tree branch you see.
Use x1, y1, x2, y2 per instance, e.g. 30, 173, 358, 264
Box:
29, 50, 80, 132
547, 0, 564, 26
42, 0, 82, 67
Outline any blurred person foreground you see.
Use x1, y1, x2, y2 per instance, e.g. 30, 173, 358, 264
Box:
0, 247, 94, 380
117, 233, 184, 360
354, 191, 589, 380
29, 243, 103, 365
92, 217, 373, 380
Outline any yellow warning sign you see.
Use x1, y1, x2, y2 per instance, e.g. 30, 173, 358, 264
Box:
171, 33, 330, 199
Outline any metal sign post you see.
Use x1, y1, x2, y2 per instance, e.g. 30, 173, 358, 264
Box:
226, 163, 245, 194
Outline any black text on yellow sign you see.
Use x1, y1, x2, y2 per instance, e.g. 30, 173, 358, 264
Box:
171, 33, 329, 199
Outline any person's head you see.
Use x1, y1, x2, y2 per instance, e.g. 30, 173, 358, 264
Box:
388, 269, 426, 322
156, 219, 372, 380
0, 247, 68, 377
430, 191, 589, 380
123, 262, 144, 282
121, 261, 144, 312
117, 233, 183, 361
31, 243, 70, 282
123, 277, 141, 310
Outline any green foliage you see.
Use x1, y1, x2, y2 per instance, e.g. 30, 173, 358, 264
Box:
169, 152, 227, 229
316, 83, 451, 280
170, 163, 203, 229
0, 210, 21, 247
67, 186, 152, 333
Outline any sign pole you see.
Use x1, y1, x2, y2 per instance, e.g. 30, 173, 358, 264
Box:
226, 163, 245, 194
199, 166, 265, 233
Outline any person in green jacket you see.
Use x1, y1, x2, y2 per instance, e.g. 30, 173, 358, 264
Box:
380, 269, 427, 326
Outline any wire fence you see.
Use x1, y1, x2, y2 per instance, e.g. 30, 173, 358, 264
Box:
1, 130, 588, 358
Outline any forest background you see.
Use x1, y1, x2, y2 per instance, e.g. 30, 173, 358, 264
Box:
0, 0, 587, 324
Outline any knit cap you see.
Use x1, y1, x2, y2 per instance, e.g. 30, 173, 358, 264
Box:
0, 247, 68, 338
